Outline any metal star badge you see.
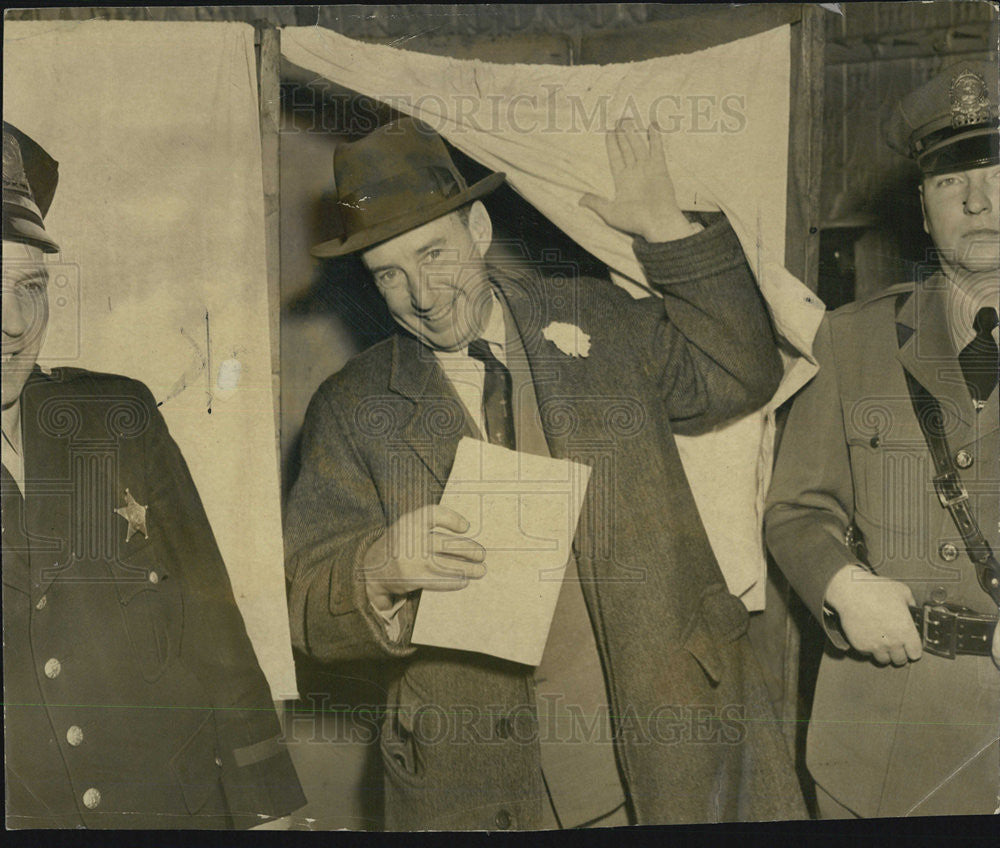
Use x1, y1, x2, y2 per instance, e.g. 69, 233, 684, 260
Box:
114, 488, 148, 542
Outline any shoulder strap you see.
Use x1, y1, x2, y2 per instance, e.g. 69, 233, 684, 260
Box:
895, 292, 1000, 605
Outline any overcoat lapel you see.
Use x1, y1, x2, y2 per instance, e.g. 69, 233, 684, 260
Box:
491, 272, 571, 463
388, 333, 479, 488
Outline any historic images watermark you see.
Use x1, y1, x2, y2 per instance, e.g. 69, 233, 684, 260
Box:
282, 86, 749, 137
285, 694, 749, 747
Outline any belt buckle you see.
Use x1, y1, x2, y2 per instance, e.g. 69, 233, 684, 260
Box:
933, 471, 968, 509
921, 603, 958, 659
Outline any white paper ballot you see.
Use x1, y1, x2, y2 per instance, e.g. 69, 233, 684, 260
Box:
411, 438, 591, 666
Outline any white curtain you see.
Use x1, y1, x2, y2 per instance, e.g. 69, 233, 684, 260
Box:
282, 24, 826, 609
5, 20, 296, 698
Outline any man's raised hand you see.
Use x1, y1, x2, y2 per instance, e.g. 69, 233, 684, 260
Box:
579, 119, 694, 243
363, 505, 486, 612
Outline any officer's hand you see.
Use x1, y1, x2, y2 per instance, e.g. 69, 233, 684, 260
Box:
362, 505, 486, 611
824, 565, 923, 666
579, 119, 693, 243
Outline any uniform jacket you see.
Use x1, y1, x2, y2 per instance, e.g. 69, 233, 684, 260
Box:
765, 276, 999, 817
2, 367, 306, 829
285, 219, 806, 829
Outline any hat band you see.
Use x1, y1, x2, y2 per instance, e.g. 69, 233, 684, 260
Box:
338, 166, 464, 237
3, 191, 46, 226
914, 116, 999, 153
918, 127, 1000, 175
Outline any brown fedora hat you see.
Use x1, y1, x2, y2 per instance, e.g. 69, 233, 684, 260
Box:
311, 117, 505, 259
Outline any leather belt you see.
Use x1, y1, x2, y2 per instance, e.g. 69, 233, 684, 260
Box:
909, 602, 997, 659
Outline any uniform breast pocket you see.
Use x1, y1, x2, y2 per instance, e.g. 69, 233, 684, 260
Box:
843, 396, 924, 534
114, 541, 183, 683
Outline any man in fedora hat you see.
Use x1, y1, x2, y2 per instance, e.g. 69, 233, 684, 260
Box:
766, 59, 1000, 818
285, 116, 805, 829
2, 122, 305, 828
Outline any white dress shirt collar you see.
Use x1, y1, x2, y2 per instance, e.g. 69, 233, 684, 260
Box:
431, 291, 508, 439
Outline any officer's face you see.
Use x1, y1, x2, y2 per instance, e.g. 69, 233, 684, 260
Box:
920, 164, 1000, 274
362, 202, 494, 352
2, 240, 49, 408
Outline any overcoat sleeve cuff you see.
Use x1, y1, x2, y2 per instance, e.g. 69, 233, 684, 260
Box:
633, 216, 744, 284
335, 526, 418, 658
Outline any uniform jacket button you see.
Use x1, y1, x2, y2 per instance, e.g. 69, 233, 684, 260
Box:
494, 809, 512, 830
82, 787, 101, 809
35, 595, 47, 610
66, 725, 84, 747
954, 449, 973, 469
930, 586, 948, 604
148, 570, 159, 584
44, 658, 62, 679
938, 542, 959, 562
215, 755, 224, 768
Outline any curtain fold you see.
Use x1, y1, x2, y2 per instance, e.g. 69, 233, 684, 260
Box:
282, 25, 825, 609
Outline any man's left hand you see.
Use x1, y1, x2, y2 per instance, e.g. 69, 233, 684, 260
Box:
580, 119, 695, 242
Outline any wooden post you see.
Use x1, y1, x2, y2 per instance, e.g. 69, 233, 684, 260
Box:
255, 21, 283, 479
786, 4, 825, 292
779, 2, 826, 755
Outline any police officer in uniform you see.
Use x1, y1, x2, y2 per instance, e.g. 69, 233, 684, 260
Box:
765, 61, 1000, 818
2, 122, 306, 828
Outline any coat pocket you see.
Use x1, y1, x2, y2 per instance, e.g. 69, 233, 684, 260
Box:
169, 712, 224, 816
379, 675, 426, 787
682, 585, 749, 686
114, 541, 182, 683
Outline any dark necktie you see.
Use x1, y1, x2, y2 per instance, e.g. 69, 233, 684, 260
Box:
958, 306, 999, 409
467, 339, 516, 450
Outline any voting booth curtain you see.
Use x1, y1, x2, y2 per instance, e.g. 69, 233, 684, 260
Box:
4, 21, 297, 699
281, 24, 825, 610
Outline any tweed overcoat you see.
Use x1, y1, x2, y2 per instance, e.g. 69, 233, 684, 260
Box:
765, 277, 999, 817
285, 219, 806, 829
2, 367, 306, 829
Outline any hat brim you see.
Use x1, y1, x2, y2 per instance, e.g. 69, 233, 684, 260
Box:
2, 208, 60, 253
918, 127, 1000, 176
310, 171, 506, 259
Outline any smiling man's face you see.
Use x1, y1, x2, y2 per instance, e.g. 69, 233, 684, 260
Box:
920, 164, 1000, 275
2, 239, 49, 408
361, 202, 495, 352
